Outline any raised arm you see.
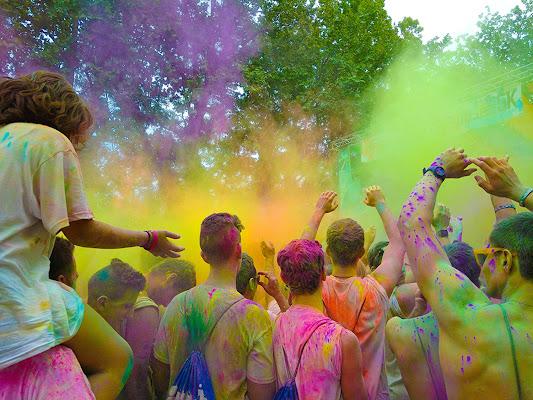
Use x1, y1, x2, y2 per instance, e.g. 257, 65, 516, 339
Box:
61, 219, 185, 258
301, 191, 338, 241
364, 186, 405, 297
398, 148, 490, 332
470, 156, 533, 211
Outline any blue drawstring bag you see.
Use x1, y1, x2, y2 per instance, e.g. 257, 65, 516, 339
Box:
273, 320, 329, 400
166, 297, 244, 400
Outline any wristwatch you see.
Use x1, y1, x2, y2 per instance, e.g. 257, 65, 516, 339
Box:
437, 229, 449, 237
423, 166, 446, 181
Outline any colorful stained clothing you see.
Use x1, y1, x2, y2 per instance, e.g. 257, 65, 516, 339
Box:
273, 305, 346, 400
0, 345, 95, 400
0, 123, 93, 370
322, 275, 390, 400
153, 284, 275, 400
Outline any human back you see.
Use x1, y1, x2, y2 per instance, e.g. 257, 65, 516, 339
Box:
273, 305, 347, 400
154, 284, 274, 400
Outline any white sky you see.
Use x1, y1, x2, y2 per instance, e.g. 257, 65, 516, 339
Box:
385, 0, 524, 42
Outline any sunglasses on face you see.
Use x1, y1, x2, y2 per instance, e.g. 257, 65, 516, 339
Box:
473, 248, 508, 269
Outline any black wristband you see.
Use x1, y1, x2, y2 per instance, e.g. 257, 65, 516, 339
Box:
437, 229, 449, 237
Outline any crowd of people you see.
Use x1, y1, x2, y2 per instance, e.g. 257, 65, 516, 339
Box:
0, 71, 532, 400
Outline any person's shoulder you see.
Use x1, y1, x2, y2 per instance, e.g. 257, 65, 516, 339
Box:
362, 274, 388, 297
20, 123, 74, 152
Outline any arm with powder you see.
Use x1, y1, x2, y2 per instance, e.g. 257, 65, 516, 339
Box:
398, 148, 491, 333
364, 185, 405, 297
301, 191, 338, 241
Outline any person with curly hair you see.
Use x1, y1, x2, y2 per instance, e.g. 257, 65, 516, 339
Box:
273, 239, 367, 400
0, 71, 184, 400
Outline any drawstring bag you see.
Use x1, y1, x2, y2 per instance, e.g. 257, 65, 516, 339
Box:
166, 297, 244, 400
273, 320, 329, 400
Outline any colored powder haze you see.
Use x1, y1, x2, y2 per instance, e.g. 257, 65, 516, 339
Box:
1, 1, 531, 298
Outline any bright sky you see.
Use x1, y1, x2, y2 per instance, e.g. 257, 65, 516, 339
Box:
385, 0, 524, 42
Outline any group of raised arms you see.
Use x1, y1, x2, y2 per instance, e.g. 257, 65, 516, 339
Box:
0, 71, 532, 400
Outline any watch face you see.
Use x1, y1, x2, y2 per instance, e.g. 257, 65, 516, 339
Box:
435, 166, 445, 176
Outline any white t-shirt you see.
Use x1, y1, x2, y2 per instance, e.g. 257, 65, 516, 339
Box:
0, 123, 94, 370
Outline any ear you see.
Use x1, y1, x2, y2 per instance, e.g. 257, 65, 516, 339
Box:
321, 265, 327, 281
96, 296, 109, 311
165, 273, 178, 285
325, 246, 331, 257
280, 271, 289, 285
358, 247, 366, 260
249, 277, 257, 293
57, 275, 67, 285
200, 250, 209, 264
504, 251, 514, 274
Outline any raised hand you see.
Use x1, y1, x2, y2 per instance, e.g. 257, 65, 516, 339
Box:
431, 203, 451, 231
148, 230, 185, 258
431, 147, 477, 179
315, 190, 338, 214
260, 240, 275, 259
363, 185, 386, 207
469, 156, 527, 202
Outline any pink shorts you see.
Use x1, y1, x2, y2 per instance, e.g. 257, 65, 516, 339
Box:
0, 345, 95, 400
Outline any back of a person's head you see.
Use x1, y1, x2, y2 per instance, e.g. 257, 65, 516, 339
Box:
200, 213, 244, 264
49, 237, 75, 281
277, 239, 324, 295
149, 259, 197, 294
236, 253, 257, 296
0, 71, 93, 147
368, 240, 389, 271
326, 218, 365, 268
88, 258, 146, 303
490, 212, 533, 280
443, 242, 480, 287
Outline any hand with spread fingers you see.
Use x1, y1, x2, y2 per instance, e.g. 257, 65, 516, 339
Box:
468, 155, 528, 202
363, 185, 386, 207
257, 271, 282, 297
147, 230, 185, 258
315, 190, 339, 215
431, 147, 477, 179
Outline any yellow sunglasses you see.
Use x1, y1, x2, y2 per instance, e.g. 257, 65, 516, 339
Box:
473, 247, 515, 269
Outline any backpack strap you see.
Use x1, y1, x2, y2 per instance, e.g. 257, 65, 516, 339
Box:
498, 304, 522, 400
289, 319, 331, 381
184, 293, 245, 353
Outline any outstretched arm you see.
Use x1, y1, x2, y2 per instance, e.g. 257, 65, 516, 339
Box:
364, 186, 405, 297
398, 148, 490, 333
301, 191, 338, 241
470, 156, 533, 211
62, 219, 185, 258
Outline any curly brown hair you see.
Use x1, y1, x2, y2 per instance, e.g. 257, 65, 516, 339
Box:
326, 218, 365, 268
0, 71, 93, 147
88, 258, 146, 303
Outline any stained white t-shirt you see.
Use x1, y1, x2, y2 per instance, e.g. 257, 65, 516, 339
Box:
0, 123, 94, 370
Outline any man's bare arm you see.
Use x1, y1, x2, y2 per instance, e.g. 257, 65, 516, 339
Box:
301, 191, 338, 241
62, 219, 185, 258
151, 357, 170, 400
364, 186, 405, 297
123, 307, 160, 400
340, 331, 368, 400
398, 148, 490, 331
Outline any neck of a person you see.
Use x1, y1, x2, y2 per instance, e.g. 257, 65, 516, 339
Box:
291, 286, 324, 314
203, 262, 238, 290
501, 273, 533, 308
331, 263, 358, 278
